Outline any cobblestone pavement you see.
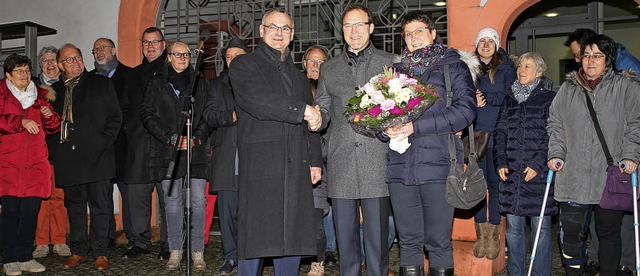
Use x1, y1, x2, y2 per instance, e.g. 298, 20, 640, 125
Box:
22, 222, 570, 275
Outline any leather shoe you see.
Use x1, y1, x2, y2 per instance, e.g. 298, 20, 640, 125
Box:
617, 265, 633, 276
95, 256, 109, 270
324, 251, 337, 267
63, 254, 87, 269
122, 246, 150, 259
157, 247, 171, 260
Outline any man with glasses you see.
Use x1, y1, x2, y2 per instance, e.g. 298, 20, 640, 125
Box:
122, 26, 171, 261
48, 43, 122, 271
228, 8, 323, 275
90, 37, 133, 249
314, 4, 396, 276
564, 28, 640, 276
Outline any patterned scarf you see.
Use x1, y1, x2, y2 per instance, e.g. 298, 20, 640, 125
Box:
395, 42, 447, 78
577, 67, 603, 92
511, 77, 541, 103
60, 72, 82, 143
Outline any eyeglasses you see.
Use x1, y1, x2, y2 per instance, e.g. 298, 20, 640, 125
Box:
262, 24, 292, 33
142, 40, 164, 46
343, 22, 370, 31
402, 27, 429, 39
170, 52, 191, 59
91, 45, 114, 54
573, 53, 581, 59
60, 56, 83, 64
305, 59, 325, 65
41, 58, 57, 64
582, 53, 605, 60
12, 69, 31, 75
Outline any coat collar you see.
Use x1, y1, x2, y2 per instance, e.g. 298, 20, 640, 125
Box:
340, 42, 375, 65
256, 40, 291, 63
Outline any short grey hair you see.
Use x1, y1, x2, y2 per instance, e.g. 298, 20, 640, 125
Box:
516, 52, 547, 75
38, 46, 58, 63
261, 8, 294, 29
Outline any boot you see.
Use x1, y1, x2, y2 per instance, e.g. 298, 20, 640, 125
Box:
473, 222, 487, 258
399, 266, 424, 276
485, 223, 500, 260
428, 267, 454, 276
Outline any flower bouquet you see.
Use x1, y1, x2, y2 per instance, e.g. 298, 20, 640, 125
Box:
345, 66, 438, 153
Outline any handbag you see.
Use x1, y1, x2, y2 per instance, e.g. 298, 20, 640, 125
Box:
583, 89, 636, 212
463, 130, 490, 162
443, 64, 488, 209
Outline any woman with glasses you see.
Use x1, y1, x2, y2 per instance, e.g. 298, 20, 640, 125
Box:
469, 28, 516, 260
547, 34, 640, 276
0, 54, 61, 275
383, 11, 479, 276
141, 41, 212, 271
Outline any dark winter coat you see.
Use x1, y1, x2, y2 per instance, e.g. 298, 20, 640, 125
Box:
48, 72, 122, 186
475, 48, 516, 134
203, 69, 238, 192
386, 49, 477, 185
493, 77, 557, 216
90, 61, 132, 181
120, 51, 167, 184
141, 65, 212, 181
228, 41, 322, 259
0, 79, 60, 198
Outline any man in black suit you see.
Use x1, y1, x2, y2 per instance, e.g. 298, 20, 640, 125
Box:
90, 37, 133, 247
48, 43, 122, 271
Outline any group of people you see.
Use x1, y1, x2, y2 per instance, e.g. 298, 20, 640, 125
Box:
1, 4, 640, 276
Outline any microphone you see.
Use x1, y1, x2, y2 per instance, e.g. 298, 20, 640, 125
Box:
195, 30, 211, 53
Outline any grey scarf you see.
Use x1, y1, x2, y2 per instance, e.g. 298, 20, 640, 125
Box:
94, 58, 118, 77
511, 78, 540, 103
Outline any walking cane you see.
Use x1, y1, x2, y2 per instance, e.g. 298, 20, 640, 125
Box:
620, 161, 640, 272
527, 160, 563, 276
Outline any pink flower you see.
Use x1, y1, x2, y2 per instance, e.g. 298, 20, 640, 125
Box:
389, 106, 405, 115
367, 105, 382, 117
407, 97, 423, 110
370, 90, 385, 104
380, 99, 396, 111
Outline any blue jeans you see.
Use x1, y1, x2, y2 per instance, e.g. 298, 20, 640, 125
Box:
323, 206, 336, 252
506, 214, 552, 276
161, 178, 206, 252
474, 147, 501, 225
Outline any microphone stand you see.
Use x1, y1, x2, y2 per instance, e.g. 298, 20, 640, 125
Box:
165, 34, 208, 276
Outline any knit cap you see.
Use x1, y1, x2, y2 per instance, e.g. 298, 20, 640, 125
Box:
475, 27, 500, 49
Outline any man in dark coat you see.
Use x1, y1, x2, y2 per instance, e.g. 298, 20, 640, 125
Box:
122, 27, 171, 260
202, 37, 249, 275
228, 8, 323, 275
90, 37, 133, 247
48, 43, 122, 271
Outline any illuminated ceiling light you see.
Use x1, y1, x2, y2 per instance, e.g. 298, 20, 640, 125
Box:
545, 12, 559, 17
434, 2, 447, 7
392, 13, 398, 20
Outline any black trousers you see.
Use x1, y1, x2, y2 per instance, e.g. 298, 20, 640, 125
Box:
332, 197, 390, 276
217, 190, 238, 261
108, 182, 131, 240
559, 203, 624, 276
1, 196, 41, 263
63, 179, 112, 258
127, 182, 168, 250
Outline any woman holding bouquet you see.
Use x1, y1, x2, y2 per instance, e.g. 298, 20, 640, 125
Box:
383, 11, 479, 276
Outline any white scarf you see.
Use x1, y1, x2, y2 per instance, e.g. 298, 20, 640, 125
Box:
6, 80, 37, 109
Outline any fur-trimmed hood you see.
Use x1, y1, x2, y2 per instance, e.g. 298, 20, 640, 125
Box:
565, 68, 640, 91
38, 84, 56, 102
456, 49, 481, 84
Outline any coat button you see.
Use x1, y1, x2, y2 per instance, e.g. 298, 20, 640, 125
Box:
287, 158, 292, 163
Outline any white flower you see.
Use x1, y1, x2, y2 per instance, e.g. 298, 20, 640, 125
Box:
362, 83, 375, 95
394, 87, 412, 103
370, 90, 385, 104
360, 94, 372, 108
387, 78, 403, 94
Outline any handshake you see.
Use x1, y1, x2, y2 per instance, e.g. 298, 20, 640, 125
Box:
304, 104, 322, 132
